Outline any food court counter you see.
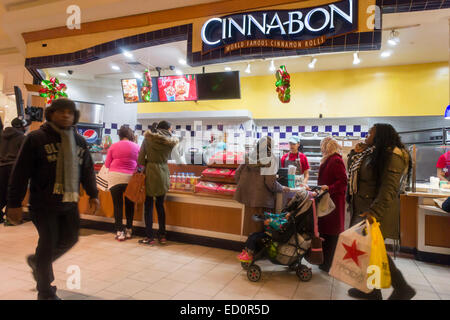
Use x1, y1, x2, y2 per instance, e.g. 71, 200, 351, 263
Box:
400, 183, 450, 264
78, 164, 250, 246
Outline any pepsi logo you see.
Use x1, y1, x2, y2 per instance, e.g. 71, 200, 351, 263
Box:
83, 129, 98, 143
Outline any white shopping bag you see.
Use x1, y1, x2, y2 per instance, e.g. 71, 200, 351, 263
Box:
96, 165, 109, 191
329, 220, 372, 293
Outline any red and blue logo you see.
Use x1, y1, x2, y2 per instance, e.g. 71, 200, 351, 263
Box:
82, 129, 98, 143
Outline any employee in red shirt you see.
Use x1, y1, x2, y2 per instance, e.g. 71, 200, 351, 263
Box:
436, 150, 450, 181
281, 136, 310, 184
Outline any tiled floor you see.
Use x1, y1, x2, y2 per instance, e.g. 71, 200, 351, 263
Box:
0, 222, 448, 300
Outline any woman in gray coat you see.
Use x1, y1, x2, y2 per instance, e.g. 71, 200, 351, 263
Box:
234, 136, 289, 235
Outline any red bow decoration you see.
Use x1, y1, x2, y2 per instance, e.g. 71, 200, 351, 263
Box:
275, 65, 291, 103
39, 77, 68, 105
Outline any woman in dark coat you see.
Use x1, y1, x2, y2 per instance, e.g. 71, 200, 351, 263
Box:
317, 136, 348, 272
347, 123, 415, 300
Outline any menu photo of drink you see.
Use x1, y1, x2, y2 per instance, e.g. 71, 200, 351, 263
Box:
157, 75, 198, 102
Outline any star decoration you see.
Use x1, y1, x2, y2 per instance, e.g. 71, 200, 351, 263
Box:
342, 240, 366, 266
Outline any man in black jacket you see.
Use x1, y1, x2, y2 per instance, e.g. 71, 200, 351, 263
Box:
7, 99, 99, 300
0, 117, 30, 223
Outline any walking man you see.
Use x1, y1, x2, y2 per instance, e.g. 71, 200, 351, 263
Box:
6, 98, 99, 300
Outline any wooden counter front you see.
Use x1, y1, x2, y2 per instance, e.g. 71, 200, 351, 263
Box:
78, 189, 245, 242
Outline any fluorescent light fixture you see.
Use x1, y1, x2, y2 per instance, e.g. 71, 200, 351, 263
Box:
269, 60, 276, 72
308, 57, 317, 69
123, 51, 133, 58
106, 95, 113, 98
175, 69, 183, 75
133, 72, 142, 78
353, 52, 361, 65
111, 65, 120, 71
445, 105, 450, 119
178, 58, 187, 65
58, 72, 67, 76
245, 63, 251, 74
225, 66, 231, 71
380, 51, 392, 58
388, 30, 400, 46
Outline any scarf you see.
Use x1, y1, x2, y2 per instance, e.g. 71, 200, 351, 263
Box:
49, 122, 80, 202
348, 145, 375, 196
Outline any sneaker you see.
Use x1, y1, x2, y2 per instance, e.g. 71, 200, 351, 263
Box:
115, 231, 125, 241
138, 237, 155, 245
237, 250, 252, 263
158, 236, 167, 245
125, 228, 132, 240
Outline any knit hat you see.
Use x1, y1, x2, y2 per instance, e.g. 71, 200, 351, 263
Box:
44, 98, 80, 125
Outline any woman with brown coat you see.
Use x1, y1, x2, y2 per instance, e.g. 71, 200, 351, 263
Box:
347, 123, 415, 300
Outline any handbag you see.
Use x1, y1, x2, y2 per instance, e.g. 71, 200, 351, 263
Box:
329, 219, 372, 293
124, 171, 146, 204
96, 165, 109, 191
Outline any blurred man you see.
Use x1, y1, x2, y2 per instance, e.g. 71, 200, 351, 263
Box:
7, 99, 99, 300
0, 118, 30, 224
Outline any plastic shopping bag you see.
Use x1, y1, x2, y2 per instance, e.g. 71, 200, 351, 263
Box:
96, 165, 109, 191
368, 219, 391, 289
329, 220, 372, 293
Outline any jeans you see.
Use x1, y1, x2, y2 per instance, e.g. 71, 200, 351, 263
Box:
0, 165, 12, 220
144, 195, 166, 239
110, 184, 134, 232
30, 203, 79, 297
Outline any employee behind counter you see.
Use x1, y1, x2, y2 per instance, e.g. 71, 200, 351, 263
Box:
280, 136, 310, 185
436, 149, 450, 182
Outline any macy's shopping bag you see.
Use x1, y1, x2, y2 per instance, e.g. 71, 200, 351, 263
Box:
368, 219, 391, 289
329, 220, 372, 293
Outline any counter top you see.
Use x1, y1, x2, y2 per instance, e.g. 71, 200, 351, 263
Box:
406, 191, 450, 198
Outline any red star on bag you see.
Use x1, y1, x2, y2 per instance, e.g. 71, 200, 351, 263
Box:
342, 240, 366, 266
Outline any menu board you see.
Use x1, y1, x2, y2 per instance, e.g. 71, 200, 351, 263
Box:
157, 75, 197, 102
121, 78, 159, 104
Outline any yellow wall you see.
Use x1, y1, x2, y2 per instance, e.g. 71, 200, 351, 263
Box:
138, 62, 449, 119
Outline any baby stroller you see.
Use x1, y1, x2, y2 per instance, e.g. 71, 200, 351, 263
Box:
241, 187, 334, 282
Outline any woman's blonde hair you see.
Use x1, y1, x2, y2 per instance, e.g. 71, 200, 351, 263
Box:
320, 136, 342, 162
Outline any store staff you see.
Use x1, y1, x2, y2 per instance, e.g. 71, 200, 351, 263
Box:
436, 150, 450, 181
281, 136, 310, 184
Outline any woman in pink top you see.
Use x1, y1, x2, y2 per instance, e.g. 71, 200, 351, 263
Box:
105, 126, 140, 241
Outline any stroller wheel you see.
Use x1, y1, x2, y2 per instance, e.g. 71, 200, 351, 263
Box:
247, 265, 262, 282
241, 261, 251, 270
296, 265, 312, 282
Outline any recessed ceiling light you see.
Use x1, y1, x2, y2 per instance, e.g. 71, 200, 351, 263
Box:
388, 30, 400, 46
123, 51, 133, 58
58, 72, 67, 77
106, 95, 113, 98
111, 65, 120, 71
380, 51, 392, 58
353, 52, 361, 65
178, 59, 187, 65
225, 67, 231, 71
269, 60, 276, 72
308, 57, 317, 69
245, 63, 251, 74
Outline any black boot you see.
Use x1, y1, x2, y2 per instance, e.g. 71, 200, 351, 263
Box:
348, 288, 382, 300
38, 286, 61, 300
387, 255, 416, 300
26, 254, 37, 282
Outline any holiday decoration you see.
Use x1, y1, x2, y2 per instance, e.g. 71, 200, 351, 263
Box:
141, 69, 152, 102
275, 65, 291, 103
39, 77, 68, 105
